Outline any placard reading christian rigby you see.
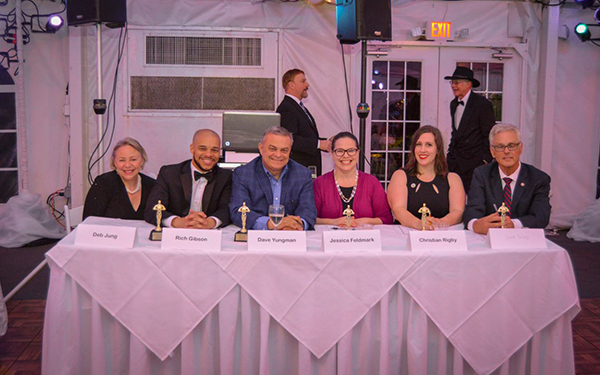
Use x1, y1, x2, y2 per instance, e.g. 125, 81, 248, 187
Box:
408, 230, 468, 252
74, 224, 137, 249
161, 228, 222, 251
248, 230, 307, 252
488, 228, 547, 249
322, 230, 382, 252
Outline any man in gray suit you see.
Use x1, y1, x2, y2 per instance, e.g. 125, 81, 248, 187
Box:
464, 124, 551, 234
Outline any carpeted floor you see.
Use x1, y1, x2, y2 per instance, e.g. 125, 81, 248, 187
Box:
0, 230, 598, 300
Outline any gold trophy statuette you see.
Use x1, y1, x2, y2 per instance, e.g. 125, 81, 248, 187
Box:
343, 204, 355, 230
149, 200, 166, 241
234, 202, 251, 242
497, 202, 510, 229
418, 203, 431, 231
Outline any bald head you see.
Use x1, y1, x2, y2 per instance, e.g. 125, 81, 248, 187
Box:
190, 129, 221, 172
193, 129, 220, 144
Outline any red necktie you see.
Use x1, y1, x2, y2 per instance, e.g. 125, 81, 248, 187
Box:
502, 177, 512, 217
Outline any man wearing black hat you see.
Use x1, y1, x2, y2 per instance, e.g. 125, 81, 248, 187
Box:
444, 66, 496, 193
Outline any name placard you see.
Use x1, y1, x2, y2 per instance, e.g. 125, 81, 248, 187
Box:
488, 228, 547, 249
322, 230, 382, 252
74, 224, 137, 249
409, 230, 468, 252
248, 230, 306, 252
161, 228, 222, 251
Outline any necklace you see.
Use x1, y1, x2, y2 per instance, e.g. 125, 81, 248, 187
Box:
125, 175, 142, 194
334, 170, 358, 203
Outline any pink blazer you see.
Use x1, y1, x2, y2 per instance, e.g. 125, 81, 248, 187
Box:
313, 171, 393, 224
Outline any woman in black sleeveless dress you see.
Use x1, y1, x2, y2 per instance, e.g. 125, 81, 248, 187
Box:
387, 126, 466, 230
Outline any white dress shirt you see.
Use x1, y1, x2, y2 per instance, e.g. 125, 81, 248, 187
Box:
454, 89, 471, 130
467, 162, 523, 231
163, 163, 222, 228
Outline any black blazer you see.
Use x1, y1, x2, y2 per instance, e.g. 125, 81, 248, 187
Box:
83, 171, 155, 221
276, 95, 323, 176
447, 92, 496, 190
144, 160, 232, 227
464, 161, 551, 229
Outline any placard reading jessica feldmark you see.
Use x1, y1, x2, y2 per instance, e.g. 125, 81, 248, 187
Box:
408, 230, 468, 252
488, 228, 547, 249
248, 231, 307, 252
74, 224, 137, 249
161, 228, 222, 251
322, 230, 381, 252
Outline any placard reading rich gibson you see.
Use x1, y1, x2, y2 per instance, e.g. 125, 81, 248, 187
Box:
161, 228, 222, 251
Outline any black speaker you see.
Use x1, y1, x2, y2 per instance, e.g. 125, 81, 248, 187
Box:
67, 0, 127, 27
336, 0, 392, 44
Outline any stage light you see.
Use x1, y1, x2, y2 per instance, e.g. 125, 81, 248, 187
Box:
574, 0, 595, 8
46, 14, 64, 33
575, 23, 591, 41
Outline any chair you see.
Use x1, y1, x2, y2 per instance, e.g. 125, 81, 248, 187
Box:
64, 205, 84, 234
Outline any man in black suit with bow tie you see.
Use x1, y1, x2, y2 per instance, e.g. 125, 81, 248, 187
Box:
145, 129, 232, 229
445, 67, 496, 193
276, 69, 331, 176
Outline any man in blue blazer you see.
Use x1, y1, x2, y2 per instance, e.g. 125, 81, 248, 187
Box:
464, 124, 551, 234
229, 126, 317, 230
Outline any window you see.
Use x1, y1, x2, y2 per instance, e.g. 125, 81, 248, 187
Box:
457, 61, 504, 121
0, 67, 17, 204
370, 60, 421, 188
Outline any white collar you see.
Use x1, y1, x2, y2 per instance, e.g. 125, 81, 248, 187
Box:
499, 162, 521, 183
285, 93, 303, 106
458, 89, 472, 104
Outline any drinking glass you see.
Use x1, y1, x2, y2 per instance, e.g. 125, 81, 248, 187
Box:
268, 205, 285, 228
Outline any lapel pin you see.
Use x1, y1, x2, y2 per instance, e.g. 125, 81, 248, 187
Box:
411, 183, 416, 188
521, 182, 525, 187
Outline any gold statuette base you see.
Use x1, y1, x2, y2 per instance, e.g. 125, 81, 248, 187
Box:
149, 229, 163, 241
234, 230, 248, 242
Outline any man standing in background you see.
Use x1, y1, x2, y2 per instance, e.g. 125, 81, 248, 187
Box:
277, 69, 331, 176
445, 66, 496, 193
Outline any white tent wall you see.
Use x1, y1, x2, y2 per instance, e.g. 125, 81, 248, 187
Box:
0, 0, 70, 217
9, 0, 598, 228
551, 6, 600, 228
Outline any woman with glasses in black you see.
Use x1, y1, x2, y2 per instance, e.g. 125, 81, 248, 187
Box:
313, 132, 393, 227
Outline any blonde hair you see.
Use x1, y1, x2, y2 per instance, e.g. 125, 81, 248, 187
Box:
110, 137, 148, 170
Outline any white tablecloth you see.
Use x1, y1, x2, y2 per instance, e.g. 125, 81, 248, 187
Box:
42, 217, 580, 375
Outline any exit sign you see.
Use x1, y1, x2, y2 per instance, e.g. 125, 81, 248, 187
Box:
426, 21, 453, 41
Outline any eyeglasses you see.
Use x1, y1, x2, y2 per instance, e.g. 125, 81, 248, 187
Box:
449, 80, 469, 85
491, 142, 521, 152
333, 148, 358, 157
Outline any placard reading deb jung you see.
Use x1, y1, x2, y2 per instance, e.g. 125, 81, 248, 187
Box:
74, 224, 137, 249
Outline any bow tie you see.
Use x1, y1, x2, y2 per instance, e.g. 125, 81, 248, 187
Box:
194, 170, 214, 183
457, 100, 465, 106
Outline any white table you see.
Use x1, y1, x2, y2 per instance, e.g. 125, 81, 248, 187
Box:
42, 217, 580, 375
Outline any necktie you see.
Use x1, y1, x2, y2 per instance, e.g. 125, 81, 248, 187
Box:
194, 170, 214, 183
299, 102, 314, 123
502, 177, 512, 217
457, 100, 465, 106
